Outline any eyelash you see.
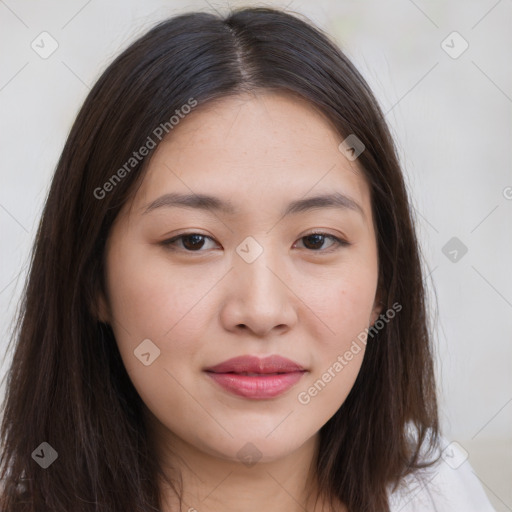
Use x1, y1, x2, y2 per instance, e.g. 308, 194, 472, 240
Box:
160, 231, 350, 254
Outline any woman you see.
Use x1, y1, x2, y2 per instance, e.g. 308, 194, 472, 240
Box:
0, 6, 496, 512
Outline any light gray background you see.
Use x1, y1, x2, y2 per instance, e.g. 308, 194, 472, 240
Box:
1, 0, 511, 509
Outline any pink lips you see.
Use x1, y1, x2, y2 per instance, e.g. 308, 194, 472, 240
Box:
204, 355, 307, 399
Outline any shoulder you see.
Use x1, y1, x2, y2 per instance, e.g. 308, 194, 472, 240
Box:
387, 434, 497, 512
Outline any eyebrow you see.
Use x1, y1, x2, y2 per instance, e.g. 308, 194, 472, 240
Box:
142, 191, 365, 219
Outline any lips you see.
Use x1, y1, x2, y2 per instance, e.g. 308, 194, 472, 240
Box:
204, 355, 307, 399
204, 354, 305, 374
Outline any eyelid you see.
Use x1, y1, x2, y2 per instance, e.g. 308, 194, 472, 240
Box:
294, 231, 350, 252
160, 230, 350, 253
160, 232, 220, 252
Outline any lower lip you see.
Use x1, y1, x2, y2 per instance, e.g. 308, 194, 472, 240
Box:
205, 371, 305, 399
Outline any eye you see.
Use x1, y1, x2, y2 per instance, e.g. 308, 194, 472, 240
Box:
161, 233, 218, 252
161, 231, 349, 254
293, 232, 349, 253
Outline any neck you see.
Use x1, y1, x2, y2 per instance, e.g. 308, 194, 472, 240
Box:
146, 412, 343, 512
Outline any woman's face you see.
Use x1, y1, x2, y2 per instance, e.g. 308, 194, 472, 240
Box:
99, 91, 382, 465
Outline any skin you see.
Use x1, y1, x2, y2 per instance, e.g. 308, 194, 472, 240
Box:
98, 91, 382, 512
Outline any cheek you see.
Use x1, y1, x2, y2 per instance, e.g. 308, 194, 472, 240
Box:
294, 276, 373, 418
103, 243, 219, 401
306, 263, 378, 344
103, 252, 201, 420
105, 243, 211, 343
295, 259, 377, 410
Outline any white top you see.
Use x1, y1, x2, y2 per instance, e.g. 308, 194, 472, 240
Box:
388, 436, 497, 511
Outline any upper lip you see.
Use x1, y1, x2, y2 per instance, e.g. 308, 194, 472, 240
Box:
204, 355, 305, 374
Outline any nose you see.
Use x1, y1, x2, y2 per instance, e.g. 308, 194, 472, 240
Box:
219, 245, 298, 338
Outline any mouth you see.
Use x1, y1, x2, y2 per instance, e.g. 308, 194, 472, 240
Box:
204, 355, 307, 399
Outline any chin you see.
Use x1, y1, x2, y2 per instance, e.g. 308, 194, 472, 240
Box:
196, 429, 314, 465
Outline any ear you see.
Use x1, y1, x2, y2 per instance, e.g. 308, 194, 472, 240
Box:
96, 291, 111, 324
369, 289, 384, 326
92, 279, 111, 324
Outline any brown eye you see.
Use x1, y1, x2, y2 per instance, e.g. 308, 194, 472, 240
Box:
161, 233, 217, 252
161, 232, 349, 254
295, 233, 349, 252
180, 234, 207, 250
302, 234, 328, 250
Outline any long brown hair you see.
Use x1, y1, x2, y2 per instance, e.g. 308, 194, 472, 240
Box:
0, 7, 440, 511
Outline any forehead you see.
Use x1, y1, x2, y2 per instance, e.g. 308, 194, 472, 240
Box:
127, 91, 372, 223
155, 91, 348, 163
